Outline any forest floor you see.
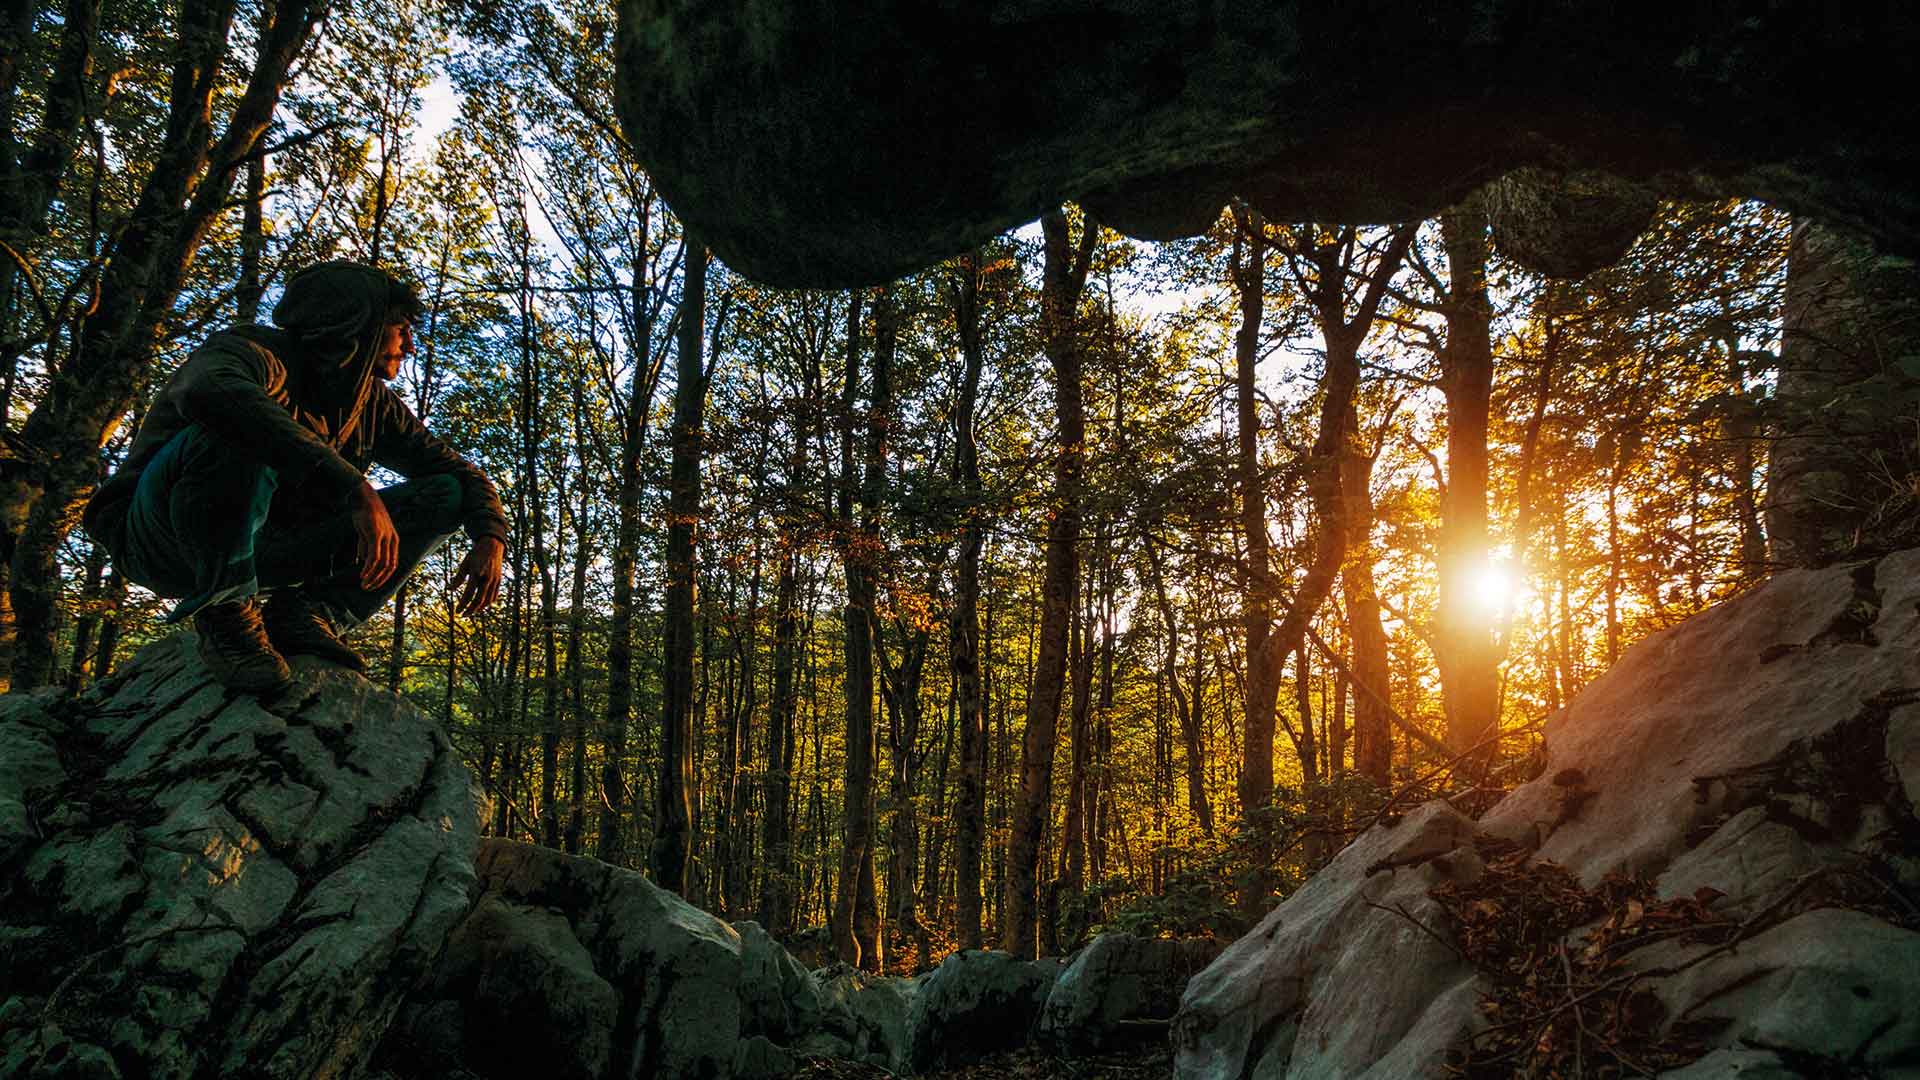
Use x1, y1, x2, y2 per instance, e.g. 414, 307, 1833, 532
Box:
793, 1044, 1173, 1079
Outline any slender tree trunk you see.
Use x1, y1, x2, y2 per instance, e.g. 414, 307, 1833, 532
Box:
1143, 532, 1210, 835
835, 287, 894, 969
62, 542, 108, 692
599, 205, 669, 866
652, 238, 708, 894
760, 539, 800, 934
881, 634, 926, 966
237, 153, 266, 322
562, 323, 592, 855
1229, 209, 1283, 919
1048, 587, 1093, 956
1004, 209, 1095, 960
1727, 348, 1768, 582
721, 534, 762, 915
949, 250, 989, 950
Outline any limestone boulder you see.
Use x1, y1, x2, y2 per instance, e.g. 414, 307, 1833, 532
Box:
0, 634, 482, 1080
905, 949, 1058, 1072
1641, 908, 1920, 1072
1477, 551, 1920, 882
1176, 549, 1920, 1078
1172, 802, 1485, 1080
1039, 932, 1221, 1052
382, 839, 840, 1080
804, 965, 915, 1072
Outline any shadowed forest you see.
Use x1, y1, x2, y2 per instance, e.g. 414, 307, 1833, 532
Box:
6, 0, 1833, 978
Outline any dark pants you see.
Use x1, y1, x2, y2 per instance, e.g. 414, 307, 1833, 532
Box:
114, 424, 463, 626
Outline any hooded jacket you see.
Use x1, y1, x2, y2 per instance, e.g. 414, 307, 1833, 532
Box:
83, 260, 509, 552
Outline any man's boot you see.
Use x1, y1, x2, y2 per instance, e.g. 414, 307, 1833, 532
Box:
263, 589, 366, 673
193, 598, 293, 693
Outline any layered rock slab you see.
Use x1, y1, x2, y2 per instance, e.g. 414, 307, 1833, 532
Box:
0, 634, 481, 1079
1175, 551, 1920, 1078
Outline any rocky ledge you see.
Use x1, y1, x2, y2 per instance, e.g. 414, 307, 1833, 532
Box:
0, 635, 480, 1079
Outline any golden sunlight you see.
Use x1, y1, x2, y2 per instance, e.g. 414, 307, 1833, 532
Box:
1471, 562, 1518, 617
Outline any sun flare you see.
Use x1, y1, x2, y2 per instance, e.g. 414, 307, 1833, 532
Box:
1471, 562, 1517, 616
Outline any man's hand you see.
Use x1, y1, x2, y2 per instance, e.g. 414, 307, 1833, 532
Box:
349, 482, 400, 591
452, 536, 505, 615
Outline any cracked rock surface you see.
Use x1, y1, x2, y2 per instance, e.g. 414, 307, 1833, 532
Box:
380, 838, 895, 1080
0, 634, 482, 1080
1174, 550, 1920, 1079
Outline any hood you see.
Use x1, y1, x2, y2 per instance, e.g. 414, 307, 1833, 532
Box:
269, 259, 419, 445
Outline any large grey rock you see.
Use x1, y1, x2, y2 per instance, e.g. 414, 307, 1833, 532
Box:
0, 634, 482, 1080
1642, 909, 1920, 1071
1656, 1049, 1802, 1080
1039, 932, 1221, 1052
0, 693, 65, 866
1176, 549, 1920, 1079
734, 920, 827, 1043
1173, 802, 1483, 1080
805, 965, 914, 1072
906, 949, 1056, 1072
615, 3, 1920, 285
386, 839, 837, 1080
1479, 551, 1920, 882
1889, 701, 1920, 811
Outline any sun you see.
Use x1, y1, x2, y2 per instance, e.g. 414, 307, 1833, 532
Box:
1471, 562, 1517, 616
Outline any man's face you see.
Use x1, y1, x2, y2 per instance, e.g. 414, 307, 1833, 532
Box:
376, 321, 413, 381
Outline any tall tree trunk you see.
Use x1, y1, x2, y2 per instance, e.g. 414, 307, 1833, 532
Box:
598, 204, 670, 866
1243, 222, 1416, 908
237, 153, 266, 322
722, 533, 763, 915
835, 286, 894, 969
652, 238, 708, 894
1048, 589, 1092, 956
881, 632, 927, 967
949, 249, 989, 950
1726, 348, 1769, 582
760, 538, 800, 934
1338, 443, 1389, 802
1003, 208, 1094, 960
563, 304, 593, 855
1418, 199, 1504, 777
509, 238, 564, 851
1229, 208, 1282, 919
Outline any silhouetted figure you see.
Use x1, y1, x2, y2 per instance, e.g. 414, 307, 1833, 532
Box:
84, 260, 507, 692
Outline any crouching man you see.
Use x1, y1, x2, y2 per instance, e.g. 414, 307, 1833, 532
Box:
82, 259, 508, 693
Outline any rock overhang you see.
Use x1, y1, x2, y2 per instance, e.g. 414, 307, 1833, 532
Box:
614, 1, 1920, 286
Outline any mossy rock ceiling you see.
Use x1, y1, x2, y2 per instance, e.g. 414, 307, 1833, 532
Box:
615, 2, 1920, 286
